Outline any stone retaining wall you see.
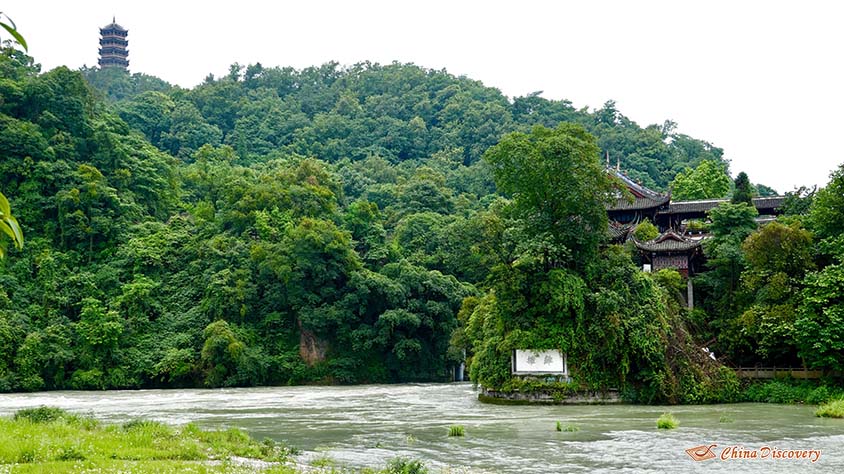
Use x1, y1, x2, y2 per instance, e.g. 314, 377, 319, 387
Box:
479, 387, 621, 405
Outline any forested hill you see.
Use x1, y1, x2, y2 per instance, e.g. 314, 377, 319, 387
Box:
0, 48, 728, 392
84, 61, 725, 191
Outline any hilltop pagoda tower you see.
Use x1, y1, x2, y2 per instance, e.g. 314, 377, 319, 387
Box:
98, 17, 128, 69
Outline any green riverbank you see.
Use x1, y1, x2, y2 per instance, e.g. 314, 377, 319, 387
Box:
0, 407, 433, 473
0, 407, 293, 473
478, 378, 844, 406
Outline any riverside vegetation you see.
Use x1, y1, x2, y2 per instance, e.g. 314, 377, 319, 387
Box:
0, 406, 295, 473
0, 406, 440, 473
815, 399, 844, 418
656, 413, 679, 430
0, 34, 843, 403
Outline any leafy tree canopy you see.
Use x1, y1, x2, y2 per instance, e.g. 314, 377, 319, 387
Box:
483, 123, 616, 271
670, 160, 731, 201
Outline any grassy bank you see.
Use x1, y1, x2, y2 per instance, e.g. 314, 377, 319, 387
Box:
740, 379, 844, 405
0, 407, 438, 473
0, 407, 296, 473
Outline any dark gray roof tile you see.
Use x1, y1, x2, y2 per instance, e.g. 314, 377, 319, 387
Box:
633, 231, 702, 252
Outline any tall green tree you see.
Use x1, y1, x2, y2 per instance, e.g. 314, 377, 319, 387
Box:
731, 171, 754, 205
795, 263, 844, 371
781, 186, 815, 216
670, 160, 731, 200
697, 202, 758, 360
808, 163, 844, 248
793, 163, 844, 371
483, 123, 616, 271
737, 221, 813, 364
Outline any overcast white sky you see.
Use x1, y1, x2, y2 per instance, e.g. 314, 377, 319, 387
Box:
6, 1, 843, 192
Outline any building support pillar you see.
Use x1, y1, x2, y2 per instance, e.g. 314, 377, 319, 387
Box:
687, 279, 694, 310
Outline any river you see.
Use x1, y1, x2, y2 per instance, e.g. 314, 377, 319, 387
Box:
0, 383, 841, 473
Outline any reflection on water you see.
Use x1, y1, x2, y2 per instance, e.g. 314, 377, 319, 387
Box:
0, 383, 842, 473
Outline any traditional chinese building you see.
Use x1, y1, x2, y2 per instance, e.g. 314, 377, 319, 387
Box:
606, 168, 785, 280
632, 231, 703, 278
606, 171, 671, 225
99, 18, 129, 69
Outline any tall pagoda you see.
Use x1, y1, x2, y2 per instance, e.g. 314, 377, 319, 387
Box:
98, 17, 128, 69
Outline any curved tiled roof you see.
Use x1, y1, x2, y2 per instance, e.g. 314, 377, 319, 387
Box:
606, 169, 670, 212
608, 195, 670, 211
633, 231, 702, 252
604, 168, 785, 217
612, 171, 664, 199
608, 223, 633, 240
751, 196, 786, 211
659, 196, 785, 215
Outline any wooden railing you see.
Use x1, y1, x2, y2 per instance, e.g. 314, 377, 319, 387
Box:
734, 367, 823, 379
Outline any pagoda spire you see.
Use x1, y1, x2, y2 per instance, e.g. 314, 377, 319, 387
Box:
98, 18, 129, 69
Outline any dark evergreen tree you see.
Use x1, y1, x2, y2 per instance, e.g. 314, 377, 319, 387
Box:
731, 171, 754, 205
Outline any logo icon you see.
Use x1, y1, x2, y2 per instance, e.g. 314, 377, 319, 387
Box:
686, 444, 718, 462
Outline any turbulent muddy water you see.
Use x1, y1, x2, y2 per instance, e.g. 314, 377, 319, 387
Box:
0, 383, 842, 473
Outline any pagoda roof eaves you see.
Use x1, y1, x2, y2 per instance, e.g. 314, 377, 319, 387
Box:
632, 231, 702, 252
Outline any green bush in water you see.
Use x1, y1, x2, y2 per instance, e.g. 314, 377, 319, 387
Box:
385, 457, 428, 474
815, 399, 844, 418
657, 413, 678, 429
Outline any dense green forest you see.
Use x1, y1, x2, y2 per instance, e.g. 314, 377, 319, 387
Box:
0, 44, 842, 401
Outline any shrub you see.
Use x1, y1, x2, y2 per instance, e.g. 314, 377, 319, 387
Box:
447, 425, 465, 437
385, 457, 428, 474
657, 413, 678, 429
743, 380, 803, 404
13, 406, 68, 423
56, 445, 87, 461
686, 220, 710, 232
310, 455, 336, 468
634, 220, 659, 241
556, 421, 579, 432
766, 381, 801, 403
714, 367, 742, 402
69, 368, 106, 390
18, 375, 45, 392
123, 419, 164, 431
815, 399, 844, 418
122, 419, 174, 438
742, 380, 844, 405
718, 414, 735, 423
16, 448, 36, 464
806, 386, 832, 405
